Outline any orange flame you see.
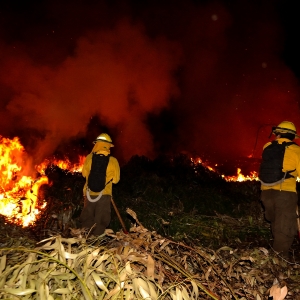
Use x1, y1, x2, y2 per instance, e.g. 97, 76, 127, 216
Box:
1, 137, 261, 227
0, 136, 49, 226
223, 168, 259, 182
37, 156, 85, 175
0, 135, 86, 227
191, 157, 259, 182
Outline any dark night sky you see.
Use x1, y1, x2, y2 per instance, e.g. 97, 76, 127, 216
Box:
1, 0, 300, 171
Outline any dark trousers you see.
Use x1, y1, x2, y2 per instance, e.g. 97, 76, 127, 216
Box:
261, 189, 298, 255
80, 194, 111, 235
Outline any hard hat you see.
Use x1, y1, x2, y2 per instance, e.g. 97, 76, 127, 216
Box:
93, 133, 114, 146
272, 121, 300, 138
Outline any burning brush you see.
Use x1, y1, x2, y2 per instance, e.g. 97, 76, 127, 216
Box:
0, 135, 84, 228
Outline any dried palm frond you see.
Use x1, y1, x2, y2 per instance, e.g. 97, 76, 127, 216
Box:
1, 210, 300, 300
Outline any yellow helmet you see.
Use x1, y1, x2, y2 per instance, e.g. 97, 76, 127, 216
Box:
272, 121, 299, 138
93, 133, 114, 146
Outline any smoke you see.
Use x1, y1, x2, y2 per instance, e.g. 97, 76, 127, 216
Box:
0, 18, 181, 166
0, 0, 300, 171
163, 1, 300, 163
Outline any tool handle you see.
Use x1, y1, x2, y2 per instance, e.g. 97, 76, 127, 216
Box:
111, 197, 128, 234
297, 206, 300, 240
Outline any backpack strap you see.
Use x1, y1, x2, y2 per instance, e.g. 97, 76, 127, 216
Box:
282, 141, 296, 179
284, 141, 297, 147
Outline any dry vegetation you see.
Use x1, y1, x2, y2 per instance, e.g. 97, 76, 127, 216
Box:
1, 208, 300, 299
1, 154, 300, 299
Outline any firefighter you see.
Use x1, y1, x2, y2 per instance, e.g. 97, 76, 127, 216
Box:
259, 121, 300, 259
80, 133, 120, 236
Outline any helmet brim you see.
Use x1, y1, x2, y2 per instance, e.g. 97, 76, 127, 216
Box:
93, 139, 114, 146
272, 127, 300, 138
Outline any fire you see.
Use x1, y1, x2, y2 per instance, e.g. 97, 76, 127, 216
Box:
1, 136, 261, 227
191, 157, 218, 172
223, 168, 259, 182
0, 135, 86, 227
36, 156, 85, 175
0, 136, 49, 226
191, 157, 259, 182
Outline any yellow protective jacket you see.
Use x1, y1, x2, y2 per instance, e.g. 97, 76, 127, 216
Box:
82, 141, 120, 196
261, 138, 300, 192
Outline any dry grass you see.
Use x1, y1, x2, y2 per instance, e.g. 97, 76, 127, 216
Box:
1, 209, 300, 300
